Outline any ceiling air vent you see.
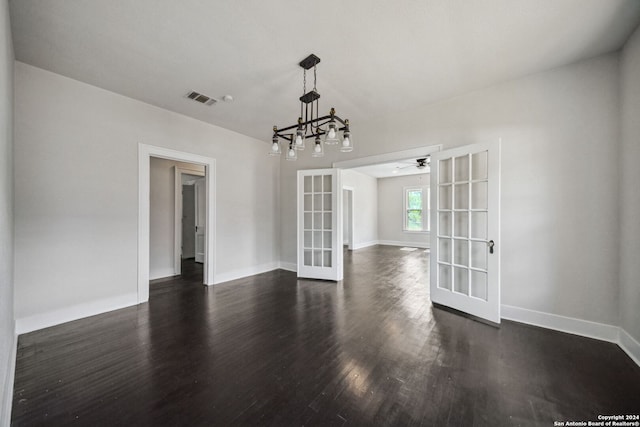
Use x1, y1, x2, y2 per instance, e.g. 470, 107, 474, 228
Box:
185, 91, 217, 106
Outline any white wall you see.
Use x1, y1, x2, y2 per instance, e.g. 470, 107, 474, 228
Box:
620, 25, 640, 344
342, 190, 350, 244
0, 0, 14, 422
13, 62, 280, 327
281, 53, 621, 327
377, 174, 430, 248
149, 158, 204, 280
341, 170, 378, 249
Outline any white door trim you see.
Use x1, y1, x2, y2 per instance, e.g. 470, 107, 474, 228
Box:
139, 143, 216, 303
333, 144, 442, 169
174, 166, 205, 275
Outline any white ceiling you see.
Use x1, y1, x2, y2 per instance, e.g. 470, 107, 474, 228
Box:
9, 1, 640, 143
351, 159, 430, 179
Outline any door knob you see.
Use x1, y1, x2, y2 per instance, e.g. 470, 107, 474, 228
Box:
488, 240, 495, 254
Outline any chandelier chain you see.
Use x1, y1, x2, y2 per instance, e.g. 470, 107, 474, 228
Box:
313, 65, 317, 92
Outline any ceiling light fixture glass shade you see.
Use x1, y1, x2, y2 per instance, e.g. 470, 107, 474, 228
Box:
285, 142, 298, 161
324, 118, 340, 145
270, 54, 352, 160
294, 118, 305, 150
311, 134, 324, 157
269, 130, 281, 156
339, 120, 352, 152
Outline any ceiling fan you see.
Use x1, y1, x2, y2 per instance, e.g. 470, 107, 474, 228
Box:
396, 157, 431, 171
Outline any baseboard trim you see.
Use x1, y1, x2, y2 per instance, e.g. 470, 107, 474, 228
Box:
1, 328, 17, 427
377, 240, 430, 249
352, 240, 379, 250
149, 268, 178, 281
278, 262, 297, 273
619, 328, 640, 367
501, 304, 619, 343
213, 262, 280, 285
15, 293, 138, 335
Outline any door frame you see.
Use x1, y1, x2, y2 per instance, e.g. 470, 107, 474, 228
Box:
333, 145, 442, 170
139, 143, 216, 303
342, 186, 354, 250
174, 166, 205, 275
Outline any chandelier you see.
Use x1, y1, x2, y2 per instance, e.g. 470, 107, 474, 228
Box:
270, 54, 352, 160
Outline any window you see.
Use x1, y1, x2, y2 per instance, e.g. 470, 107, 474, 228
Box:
404, 187, 430, 232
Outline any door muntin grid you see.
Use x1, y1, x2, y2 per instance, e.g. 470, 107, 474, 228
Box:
436, 151, 489, 301
303, 174, 333, 267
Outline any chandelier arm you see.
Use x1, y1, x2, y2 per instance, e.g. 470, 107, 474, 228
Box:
275, 114, 346, 134
274, 134, 294, 142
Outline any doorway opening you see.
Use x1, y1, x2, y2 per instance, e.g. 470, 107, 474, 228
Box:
342, 187, 354, 250
173, 167, 206, 275
138, 144, 216, 304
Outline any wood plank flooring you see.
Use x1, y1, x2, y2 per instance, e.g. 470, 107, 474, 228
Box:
11, 246, 640, 426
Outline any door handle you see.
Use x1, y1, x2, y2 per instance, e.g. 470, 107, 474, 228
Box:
488, 240, 495, 254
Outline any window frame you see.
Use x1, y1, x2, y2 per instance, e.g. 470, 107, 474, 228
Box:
403, 186, 430, 233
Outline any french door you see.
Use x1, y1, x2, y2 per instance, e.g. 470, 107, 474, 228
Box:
430, 141, 501, 323
297, 169, 343, 281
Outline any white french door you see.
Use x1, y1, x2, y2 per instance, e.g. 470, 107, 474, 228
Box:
430, 141, 501, 323
297, 169, 343, 281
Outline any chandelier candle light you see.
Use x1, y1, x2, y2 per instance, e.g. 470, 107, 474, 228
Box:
270, 54, 352, 160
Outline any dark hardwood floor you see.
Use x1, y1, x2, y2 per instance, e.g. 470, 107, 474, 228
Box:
11, 246, 640, 426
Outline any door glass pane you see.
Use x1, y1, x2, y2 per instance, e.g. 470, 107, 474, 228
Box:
304, 250, 312, 266
313, 231, 322, 249
453, 212, 468, 238
439, 158, 452, 184
439, 185, 452, 210
304, 176, 312, 193
323, 231, 332, 249
470, 241, 487, 270
323, 250, 332, 267
471, 181, 488, 210
438, 212, 451, 236
454, 267, 469, 294
313, 175, 322, 192
313, 213, 322, 230
304, 231, 312, 248
471, 270, 487, 301
454, 183, 469, 209
304, 195, 312, 211
313, 250, 322, 267
304, 213, 312, 230
323, 194, 332, 211
323, 175, 332, 192
323, 213, 332, 230
438, 238, 451, 263
454, 239, 468, 266
438, 264, 451, 290
472, 151, 488, 180
471, 212, 487, 239
454, 155, 469, 182
313, 194, 322, 210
